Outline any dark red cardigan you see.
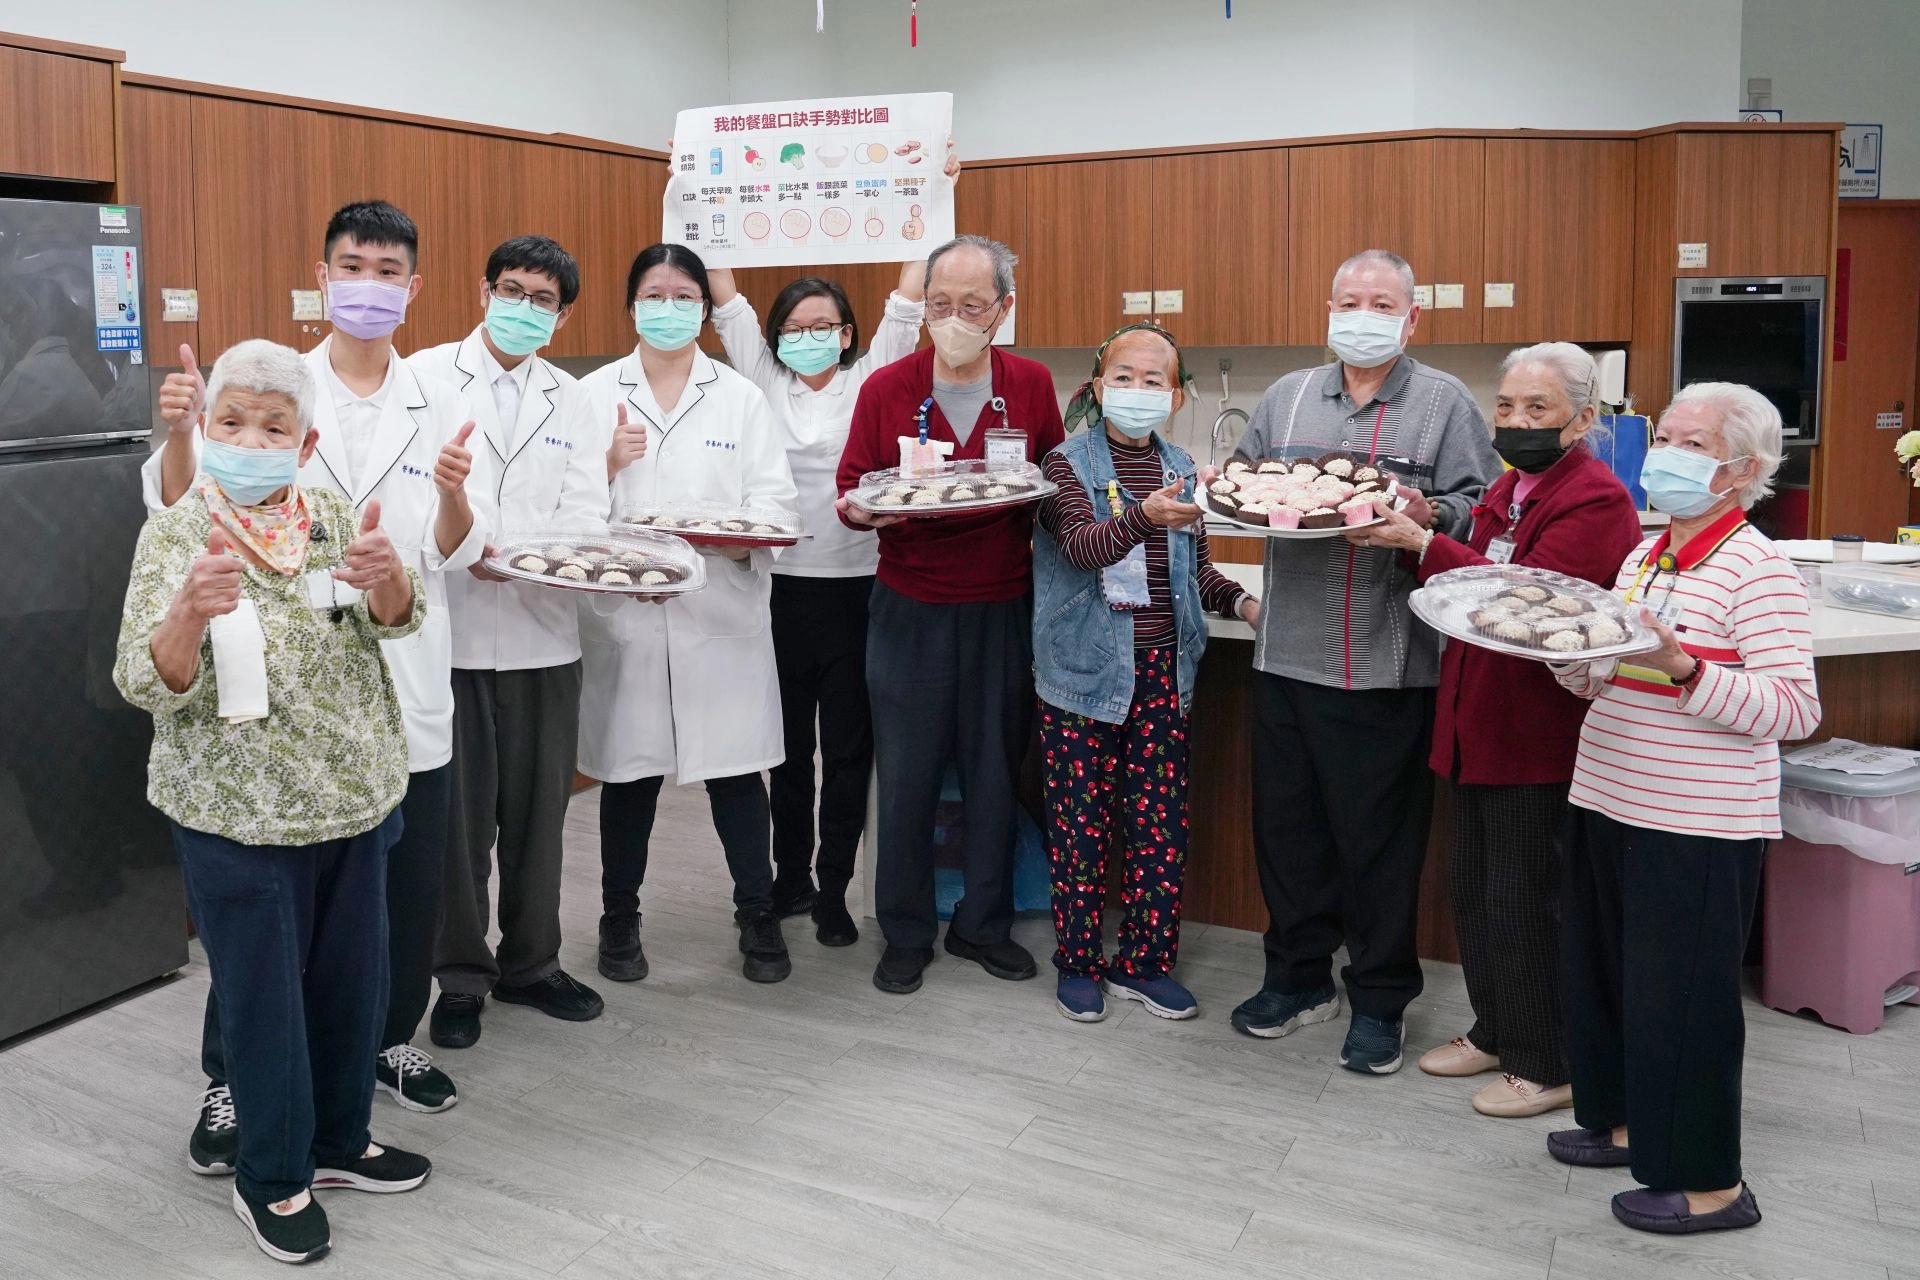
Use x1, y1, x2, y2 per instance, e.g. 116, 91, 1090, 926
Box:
1416, 446, 1644, 785
835, 345, 1066, 604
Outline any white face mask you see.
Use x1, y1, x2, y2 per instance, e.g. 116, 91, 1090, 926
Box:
1326, 309, 1407, 369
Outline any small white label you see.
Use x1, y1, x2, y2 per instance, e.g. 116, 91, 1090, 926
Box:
1484, 282, 1515, 309
1434, 283, 1465, 310
291, 289, 324, 321
1678, 242, 1709, 269
1412, 285, 1433, 309
1121, 291, 1152, 316
984, 427, 1026, 468
97, 206, 128, 229
1486, 536, 1515, 564
161, 288, 199, 322
1153, 289, 1184, 314
1877, 411, 1905, 431
302, 568, 363, 612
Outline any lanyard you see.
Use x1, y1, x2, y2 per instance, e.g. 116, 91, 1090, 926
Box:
914, 396, 933, 445
1624, 519, 1748, 607
1106, 478, 1124, 517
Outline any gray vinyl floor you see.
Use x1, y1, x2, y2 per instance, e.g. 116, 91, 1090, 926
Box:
4, 782, 1919, 1280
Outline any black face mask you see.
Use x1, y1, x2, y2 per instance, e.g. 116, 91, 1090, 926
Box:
1493, 424, 1573, 474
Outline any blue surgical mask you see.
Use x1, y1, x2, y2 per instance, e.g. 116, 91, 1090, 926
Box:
1100, 386, 1173, 438
1640, 446, 1747, 518
202, 437, 302, 506
778, 329, 843, 376
633, 298, 703, 351
485, 293, 559, 356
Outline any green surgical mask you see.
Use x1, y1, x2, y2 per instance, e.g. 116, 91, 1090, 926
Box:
485, 293, 558, 356
778, 329, 843, 375
633, 298, 703, 351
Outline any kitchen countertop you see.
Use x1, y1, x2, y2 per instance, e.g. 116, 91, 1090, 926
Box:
1205, 560, 1920, 657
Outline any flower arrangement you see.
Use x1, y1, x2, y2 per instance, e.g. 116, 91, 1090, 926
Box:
1899, 430, 1920, 488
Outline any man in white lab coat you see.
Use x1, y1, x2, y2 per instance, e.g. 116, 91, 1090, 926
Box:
408, 236, 608, 1048
147, 202, 491, 1169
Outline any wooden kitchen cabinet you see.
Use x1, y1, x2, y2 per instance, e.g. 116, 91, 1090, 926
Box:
1481, 138, 1636, 343
119, 86, 199, 356
0, 40, 117, 184
1019, 158, 1154, 348
1151, 149, 1288, 345
1287, 137, 1486, 346
1673, 131, 1836, 278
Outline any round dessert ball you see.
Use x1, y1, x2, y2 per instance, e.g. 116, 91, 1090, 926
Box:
511, 554, 550, 573
1490, 619, 1535, 644
1545, 595, 1588, 616
598, 567, 634, 586
1289, 463, 1322, 480
1490, 594, 1533, 613
983, 483, 1011, 498
1299, 507, 1343, 529
1320, 455, 1357, 478
874, 492, 906, 507
1209, 478, 1238, 495
1352, 465, 1381, 484
1509, 585, 1552, 603
554, 564, 590, 581
1585, 618, 1628, 647
908, 489, 942, 505
1542, 630, 1587, 653
1257, 460, 1288, 474
1225, 459, 1253, 474
947, 485, 979, 502
638, 569, 670, 587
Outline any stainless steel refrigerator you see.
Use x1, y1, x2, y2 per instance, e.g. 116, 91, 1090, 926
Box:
0, 196, 185, 1044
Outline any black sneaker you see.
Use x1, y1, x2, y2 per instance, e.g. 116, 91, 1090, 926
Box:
312, 1143, 432, 1194
873, 945, 933, 994
493, 969, 605, 1022
811, 894, 859, 947
429, 991, 484, 1048
189, 1082, 238, 1176
943, 929, 1038, 980
376, 1044, 459, 1113
1338, 1013, 1407, 1075
1230, 984, 1340, 1039
598, 911, 648, 982
232, 1186, 329, 1264
770, 875, 818, 919
738, 909, 792, 983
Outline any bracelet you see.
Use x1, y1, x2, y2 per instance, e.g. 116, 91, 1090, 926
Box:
1676, 658, 1705, 689
1416, 528, 1435, 561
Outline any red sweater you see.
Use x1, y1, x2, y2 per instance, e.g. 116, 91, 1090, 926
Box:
1415, 446, 1643, 786
836, 346, 1066, 604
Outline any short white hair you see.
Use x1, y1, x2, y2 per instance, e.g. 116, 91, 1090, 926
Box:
205, 339, 315, 433
1331, 249, 1414, 304
1668, 381, 1785, 507
926, 234, 1018, 299
1499, 341, 1609, 443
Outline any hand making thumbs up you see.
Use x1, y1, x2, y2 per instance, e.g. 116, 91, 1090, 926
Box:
180, 525, 244, 622
607, 403, 648, 478
435, 421, 477, 496
158, 343, 208, 431
334, 498, 404, 591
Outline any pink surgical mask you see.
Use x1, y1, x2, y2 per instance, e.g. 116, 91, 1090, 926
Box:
327, 278, 410, 339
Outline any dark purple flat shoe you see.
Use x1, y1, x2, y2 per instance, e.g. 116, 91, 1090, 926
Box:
1547, 1127, 1631, 1168
1611, 1185, 1761, 1234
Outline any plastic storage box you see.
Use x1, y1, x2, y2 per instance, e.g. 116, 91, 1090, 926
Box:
1762, 758, 1920, 1034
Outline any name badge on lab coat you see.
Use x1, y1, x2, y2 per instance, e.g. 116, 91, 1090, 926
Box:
302, 568, 363, 613
1485, 536, 1515, 565
984, 424, 1026, 469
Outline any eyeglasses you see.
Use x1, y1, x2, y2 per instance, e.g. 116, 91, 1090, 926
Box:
491, 281, 563, 314
926, 299, 1001, 324
778, 321, 848, 339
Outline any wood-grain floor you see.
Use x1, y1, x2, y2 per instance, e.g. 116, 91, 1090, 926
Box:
3, 783, 1917, 1279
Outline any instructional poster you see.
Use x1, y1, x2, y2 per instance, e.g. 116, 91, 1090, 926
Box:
663, 92, 954, 268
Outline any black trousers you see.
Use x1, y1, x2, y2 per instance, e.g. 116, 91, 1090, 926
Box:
1562, 805, 1764, 1191
599, 772, 774, 917
1452, 781, 1571, 1086
203, 765, 448, 1084
867, 583, 1032, 952
769, 573, 875, 899
1250, 673, 1433, 1019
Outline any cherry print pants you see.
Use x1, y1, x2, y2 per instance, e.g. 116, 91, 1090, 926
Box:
1041, 647, 1189, 980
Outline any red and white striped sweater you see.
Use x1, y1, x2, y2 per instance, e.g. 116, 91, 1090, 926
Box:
1552, 510, 1820, 840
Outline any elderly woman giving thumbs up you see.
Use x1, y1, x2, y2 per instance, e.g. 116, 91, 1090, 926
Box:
116, 340, 435, 1264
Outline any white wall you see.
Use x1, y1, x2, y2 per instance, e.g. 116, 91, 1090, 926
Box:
0, 0, 729, 149
724, 0, 1744, 159
1742, 0, 1920, 199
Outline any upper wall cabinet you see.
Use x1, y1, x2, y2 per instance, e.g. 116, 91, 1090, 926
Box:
1151, 149, 1287, 347
1019, 159, 1154, 349
1671, 131, 1835, 278
1481, 139, 1636, 344
0, 41, 117, 183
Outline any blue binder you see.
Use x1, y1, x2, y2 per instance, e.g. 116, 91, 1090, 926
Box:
1595, 414, 1650, 509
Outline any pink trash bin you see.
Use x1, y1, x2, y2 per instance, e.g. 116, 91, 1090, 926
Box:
1762, 760, 1920, 1035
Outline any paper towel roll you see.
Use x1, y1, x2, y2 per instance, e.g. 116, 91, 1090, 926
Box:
207, 599, 270, 723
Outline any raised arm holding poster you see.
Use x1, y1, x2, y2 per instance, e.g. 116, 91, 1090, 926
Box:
663, 92, 955, 268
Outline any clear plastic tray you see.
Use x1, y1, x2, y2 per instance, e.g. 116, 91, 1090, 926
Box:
1823, 565, 1920, 618
1202, 454, 1395, 539
1409, 564, 1660, 663
845, 459, 1058, 517
484, 528, 706, 596
618, 499, 809, 548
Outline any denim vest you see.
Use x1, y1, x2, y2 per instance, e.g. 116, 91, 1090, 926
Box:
1032, 430, 1206, 725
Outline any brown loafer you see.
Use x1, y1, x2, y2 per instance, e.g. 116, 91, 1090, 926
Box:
1418, 1036, 1501, 1077
1473, 1074, 1574, 1118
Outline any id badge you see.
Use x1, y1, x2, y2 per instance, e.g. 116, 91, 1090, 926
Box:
302, 567, 363, 613
984, 423, 1026, 469
1101, 542, 1151, 610
1486, 536, 1515, 565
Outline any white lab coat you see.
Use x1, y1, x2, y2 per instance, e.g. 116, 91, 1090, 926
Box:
408, 328, 608, 671
141, 337, 491, 771
575, 347, 797, 785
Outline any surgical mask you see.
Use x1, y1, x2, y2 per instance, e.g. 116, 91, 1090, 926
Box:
1640, 446, 1747, 518
1100, 386, 1173, 439
202, 437, 302, 506
1493, 423, 1574, 474
928, 312, 997, 368
485, 293, 559, 356
326, 278, 410, 340
633, 298, 703, 351
777, 329, 843, 376
1326, 309, 1407, 369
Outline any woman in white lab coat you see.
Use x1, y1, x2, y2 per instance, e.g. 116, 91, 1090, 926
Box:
577, 243, 800, 985
707, 259, 929, 950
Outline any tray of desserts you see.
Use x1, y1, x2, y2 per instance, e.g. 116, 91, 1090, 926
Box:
844, 460, 1057, 517
619, 500, 808, 548
483, 528, 706, 596
1203, 452, 1394, 537
1409, 564, 1659, 662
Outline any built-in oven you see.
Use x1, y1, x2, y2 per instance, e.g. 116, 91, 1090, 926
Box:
1672, 275, 1825, 445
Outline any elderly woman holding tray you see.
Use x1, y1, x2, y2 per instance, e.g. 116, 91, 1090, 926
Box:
1544, 381, 1818, 1235
1354, 342, 1641, 1119
1033, 324, 1258, 1023
114, 340, 431, 1263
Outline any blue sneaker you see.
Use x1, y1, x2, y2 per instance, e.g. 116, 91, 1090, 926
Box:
1339, 1014, 1406, 1074
1230, 984, 1339, 1039
1056, 973, 1107, 1022
1103, 972, 1198, 1020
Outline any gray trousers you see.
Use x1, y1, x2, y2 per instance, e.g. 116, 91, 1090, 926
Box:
435, 662, 583, 995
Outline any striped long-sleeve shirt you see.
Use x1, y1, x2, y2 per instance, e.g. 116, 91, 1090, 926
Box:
1551, 510, 1820, 840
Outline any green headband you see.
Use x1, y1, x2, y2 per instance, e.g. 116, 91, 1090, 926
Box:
1063, 322, 1191, 435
